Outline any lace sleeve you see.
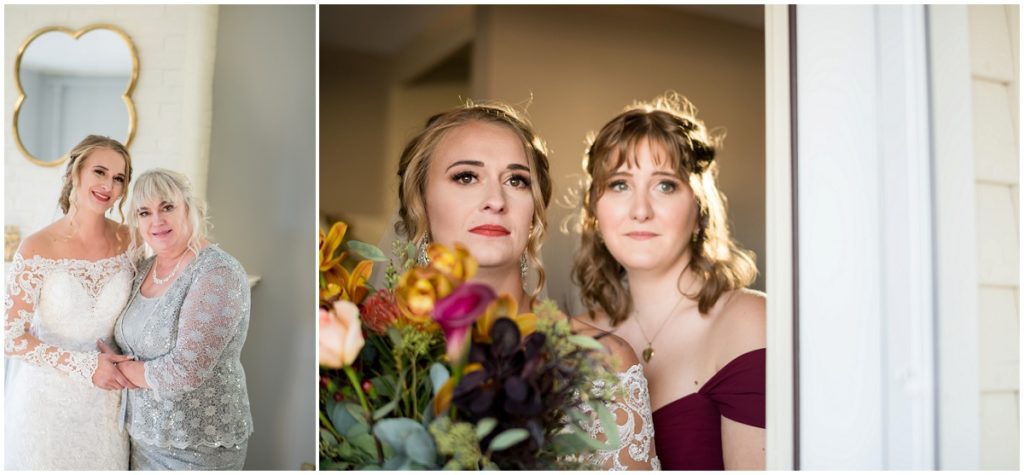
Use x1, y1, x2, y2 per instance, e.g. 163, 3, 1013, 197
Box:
4, 251, 100, 385
143, 263, 247, 401
582, 364, 661, 471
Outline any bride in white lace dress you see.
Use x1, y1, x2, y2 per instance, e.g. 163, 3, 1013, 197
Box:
4, 136, 136, 470
573, 322, 660, 470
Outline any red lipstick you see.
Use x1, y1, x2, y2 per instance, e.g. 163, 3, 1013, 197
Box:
470, 224, 511, 237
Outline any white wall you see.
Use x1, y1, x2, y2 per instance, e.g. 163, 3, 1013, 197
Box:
205, 5, 316, 470
4, 5, 217, 236
968, 4, 1020, 470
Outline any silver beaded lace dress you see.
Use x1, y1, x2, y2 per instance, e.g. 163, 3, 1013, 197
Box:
114, 245, 253, 470
581, 364, 661, 470
4, 250, 133, 470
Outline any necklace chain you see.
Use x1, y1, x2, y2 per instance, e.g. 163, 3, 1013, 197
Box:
152, 251, 188, 285
633, 292, 686, 363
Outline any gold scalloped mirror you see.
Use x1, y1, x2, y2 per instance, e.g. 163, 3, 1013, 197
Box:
13, 24, 139, 167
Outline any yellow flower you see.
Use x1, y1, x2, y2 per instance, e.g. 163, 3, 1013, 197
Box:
320, 222, 347, 273
473, 294, 536, 343
318, 221, 373, 305
427, 242, 477, 285
395, 267, 454, 325
340, 260, 373, 304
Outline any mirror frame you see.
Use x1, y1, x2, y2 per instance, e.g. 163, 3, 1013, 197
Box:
12, 23, 140, 167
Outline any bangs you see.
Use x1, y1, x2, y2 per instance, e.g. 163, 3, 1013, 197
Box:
593, 127, 685, 186
131, 172, 184, 210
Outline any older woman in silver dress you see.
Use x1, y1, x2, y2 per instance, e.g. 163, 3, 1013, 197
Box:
107, 169, 253, 470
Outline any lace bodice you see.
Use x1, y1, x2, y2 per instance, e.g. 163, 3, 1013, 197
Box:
4, 250, 133, 385
581, 364, 661, 470
115, 245, 253, 449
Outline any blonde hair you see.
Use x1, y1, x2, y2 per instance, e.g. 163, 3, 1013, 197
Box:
127, 169, 211, 262
59, 135, 133, 222
572, 93, 757, 325
395, 101, 553, 302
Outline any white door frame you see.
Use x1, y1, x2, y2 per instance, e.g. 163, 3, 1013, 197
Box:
770, 4, 943, 469
764, 4, 796, 470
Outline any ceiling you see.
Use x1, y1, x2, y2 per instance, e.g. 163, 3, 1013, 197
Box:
320, 4, 764, 55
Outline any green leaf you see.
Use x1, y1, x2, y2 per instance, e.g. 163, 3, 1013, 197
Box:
373, 418, 424, 452
347, 240, 387, 262
344, 402, 368, 426
475, 418, 498, 439
404, 429, 438, 466
591, 399, 621, 451
388, 327, 403, 346
344, 420, 369, 439
329, 401, 357, 433
320, 428, 338, 448
568, 334, 606, 351
551, 432, 591, 455
350, 433, 378, 456
429, 363, 450, 395
382, 454, 408, 470
488, 428, 530, 452
373, 397, 400, 419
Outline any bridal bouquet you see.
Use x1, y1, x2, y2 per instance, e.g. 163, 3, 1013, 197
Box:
318, 222, 620, 470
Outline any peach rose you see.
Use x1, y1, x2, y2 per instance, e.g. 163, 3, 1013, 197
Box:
319, 300, 365, 368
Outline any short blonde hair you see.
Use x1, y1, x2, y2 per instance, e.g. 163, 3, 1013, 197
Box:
127, 169, 211, 262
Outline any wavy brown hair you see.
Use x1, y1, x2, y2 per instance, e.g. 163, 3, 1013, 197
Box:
58, 135, 133, 222
395, 101, 553, 302
572, 93, 757, 325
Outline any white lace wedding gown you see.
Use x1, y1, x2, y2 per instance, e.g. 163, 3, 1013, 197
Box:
581, 364, 661, 470
4, 251, 132, 470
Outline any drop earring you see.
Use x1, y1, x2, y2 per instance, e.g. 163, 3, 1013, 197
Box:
417, 232, 431, 266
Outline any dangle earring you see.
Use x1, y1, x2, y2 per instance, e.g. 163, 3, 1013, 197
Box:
520, 253, 529, 288
417, 233, 431, 266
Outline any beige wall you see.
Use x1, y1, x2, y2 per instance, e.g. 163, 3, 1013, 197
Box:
320, 47, 391, 242
969, 4, 1020, 470
320, 5, 766, 314
473, 5, 766, 311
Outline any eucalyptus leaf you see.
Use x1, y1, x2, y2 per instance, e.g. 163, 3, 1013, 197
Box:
568, 334, 606, 351
429, 363, 450, 395
404, 429, 438, 466
382, 455, 408, 471
330, 401, 357, 433
350, 433, 378, 456
373, 418, 425, 452
488, 428, 530, 452
344, 420, 369, 439
475, 418, 498, 439
320, 428, 338, 448
373, 398, 400, 419
344, 402, 368, 426
347, 240, 387, 262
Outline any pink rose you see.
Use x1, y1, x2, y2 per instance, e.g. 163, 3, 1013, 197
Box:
319, 300, 365, 368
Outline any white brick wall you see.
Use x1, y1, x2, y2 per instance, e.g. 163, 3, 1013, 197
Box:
969, 4, 1020, 470
4, 5, 218, 238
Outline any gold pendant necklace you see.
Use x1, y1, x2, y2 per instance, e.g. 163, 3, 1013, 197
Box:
634, 293, 686, 363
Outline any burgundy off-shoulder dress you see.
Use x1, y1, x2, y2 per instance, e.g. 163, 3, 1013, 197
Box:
652, 348, 766, 470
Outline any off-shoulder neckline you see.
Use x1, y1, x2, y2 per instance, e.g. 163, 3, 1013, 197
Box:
652, 347, 765, 414
15, 250, 131, 266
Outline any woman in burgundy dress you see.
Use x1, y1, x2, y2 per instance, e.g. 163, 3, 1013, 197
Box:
571, 93, 766, 469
